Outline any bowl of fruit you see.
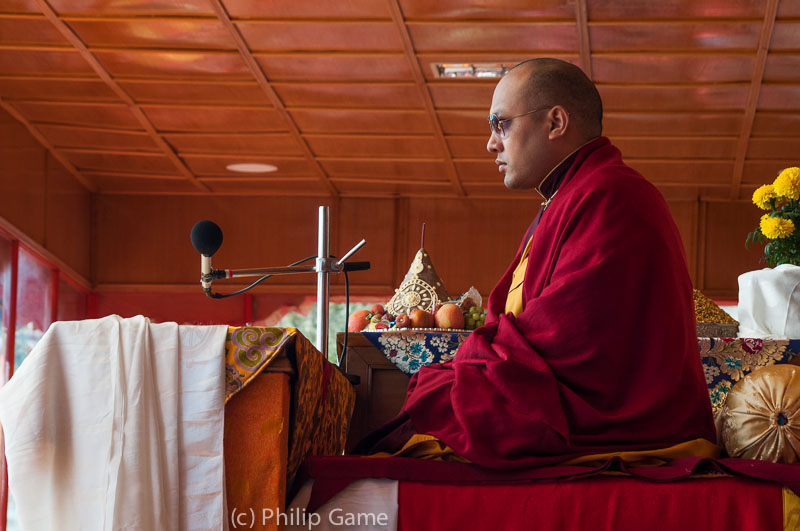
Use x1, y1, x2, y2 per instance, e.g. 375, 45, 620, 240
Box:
347, 297, 487, 333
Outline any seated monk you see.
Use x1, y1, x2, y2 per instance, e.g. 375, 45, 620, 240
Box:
354, 58, 718, 469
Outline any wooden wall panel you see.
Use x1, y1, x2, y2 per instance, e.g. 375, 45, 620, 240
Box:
702, 201, 766, 297
45, 154, 91, 278
405, 198, 538, 297
92, 196, 331, 285
0, 107, 91, 279
335, 198, 396, 290
665, 200, 698, 286
0, 113, 47, 243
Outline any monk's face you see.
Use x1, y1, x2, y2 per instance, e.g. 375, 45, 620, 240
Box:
486, 67, 554, 190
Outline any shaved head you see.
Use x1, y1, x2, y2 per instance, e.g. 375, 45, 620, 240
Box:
512, 58, 603, 139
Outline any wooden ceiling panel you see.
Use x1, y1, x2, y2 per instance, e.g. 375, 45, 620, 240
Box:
590, 23, 760, 52
256, 54, 413, 81
305, 135, 439, 158
142, 106, 287, 133
603, 112, 743, 136
333, 180, 455, 197
0, 17, 70, 45
408, 23, 578, 53
272, 82, 423, 109
446, 135, 488, 158
763, 56, 800, 82
592, 55, 753, 84
751, 111, 800, 135
12, 101, 141, 129
47, 0, 214, 16
777, 2, 800, 16
62, 150, 179, 174
437, 110, 485, 135
0, 77, 118, 101
428, 82, 494, 109
182, 155, 314, 176
398, 0, 574, 19
742, 160, 798, 184
599, 85, 748, 111
94, 50, 251, 79
0, 0, 39, 13
609, 137, 737, 159
626, 160, 734, 185
747, 138, 800, 159
320, 159, 447, 181
290, 109, 433, 134
758, 85, 800, 110
0, 49, 94, 76
91, 175, 201, 193
200, 177, 329, 195
770, 22, 800, 50
237, 22, 402, 52
66, 19, 236, 50
163, 133, 302, 155
37, 124, 158, 151
588, 0, 764, 19
417, 53, 580, 81
118, 80, 268, 105
222, 0, 391, 18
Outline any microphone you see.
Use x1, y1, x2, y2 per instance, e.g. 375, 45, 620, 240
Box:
190, 220, 223, 289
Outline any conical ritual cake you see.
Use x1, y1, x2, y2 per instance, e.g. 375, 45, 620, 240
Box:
386, 247, 450, 316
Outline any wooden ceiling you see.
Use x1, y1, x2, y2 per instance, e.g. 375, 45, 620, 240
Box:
1, 0, 798, 201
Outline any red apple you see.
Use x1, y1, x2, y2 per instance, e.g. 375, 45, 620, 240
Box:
395, 314, 411, 328
435, 303, 465, 329
370, 303, 385, 315
410, 309, 435, 329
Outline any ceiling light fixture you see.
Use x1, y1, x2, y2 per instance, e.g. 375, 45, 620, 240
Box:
434, 63, 511, 79
226, 163, 278, 173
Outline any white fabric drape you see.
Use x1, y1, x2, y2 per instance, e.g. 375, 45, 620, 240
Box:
0, 315, 229, 531
738, 264, 800, 339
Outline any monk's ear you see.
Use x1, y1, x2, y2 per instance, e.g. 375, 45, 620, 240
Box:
547, 105, 569, 140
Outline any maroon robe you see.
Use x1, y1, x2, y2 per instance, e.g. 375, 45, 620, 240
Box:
386, 137, 716, 469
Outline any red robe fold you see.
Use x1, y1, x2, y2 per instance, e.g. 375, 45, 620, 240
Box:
402, 137, 716, 469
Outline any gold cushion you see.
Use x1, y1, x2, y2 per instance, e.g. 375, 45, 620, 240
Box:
721, 364, 800, 463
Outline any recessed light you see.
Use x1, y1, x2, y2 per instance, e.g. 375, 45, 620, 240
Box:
434, 63, 511, 78
226, 163, 278, 173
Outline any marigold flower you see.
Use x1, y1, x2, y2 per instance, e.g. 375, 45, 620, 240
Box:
760, 216, 796, 239
752, 184, 777, 210
773, 167, 800, 200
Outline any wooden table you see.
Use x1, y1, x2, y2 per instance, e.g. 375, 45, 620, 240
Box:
337, 332, 410, 452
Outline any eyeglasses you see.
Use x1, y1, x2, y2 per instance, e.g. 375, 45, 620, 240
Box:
488, 107, 551, 137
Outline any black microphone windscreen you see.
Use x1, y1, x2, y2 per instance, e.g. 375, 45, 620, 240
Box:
190, 220, 223, 256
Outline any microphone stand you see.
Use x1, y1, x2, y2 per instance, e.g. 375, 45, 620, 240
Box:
202, 206, 367, 362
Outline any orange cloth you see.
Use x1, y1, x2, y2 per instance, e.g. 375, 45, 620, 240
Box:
224, 373, 290, 531
370, 433, 471, 462
561, 438, 720, 467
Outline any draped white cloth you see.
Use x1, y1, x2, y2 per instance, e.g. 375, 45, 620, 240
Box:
0, 315, 229, 531
738, 264, 800, 339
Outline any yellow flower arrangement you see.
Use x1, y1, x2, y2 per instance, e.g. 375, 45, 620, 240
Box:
760, 216, 795, 239
752, 184, 777, 210
747, 166, 800, 266
774, 167, 800, 200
